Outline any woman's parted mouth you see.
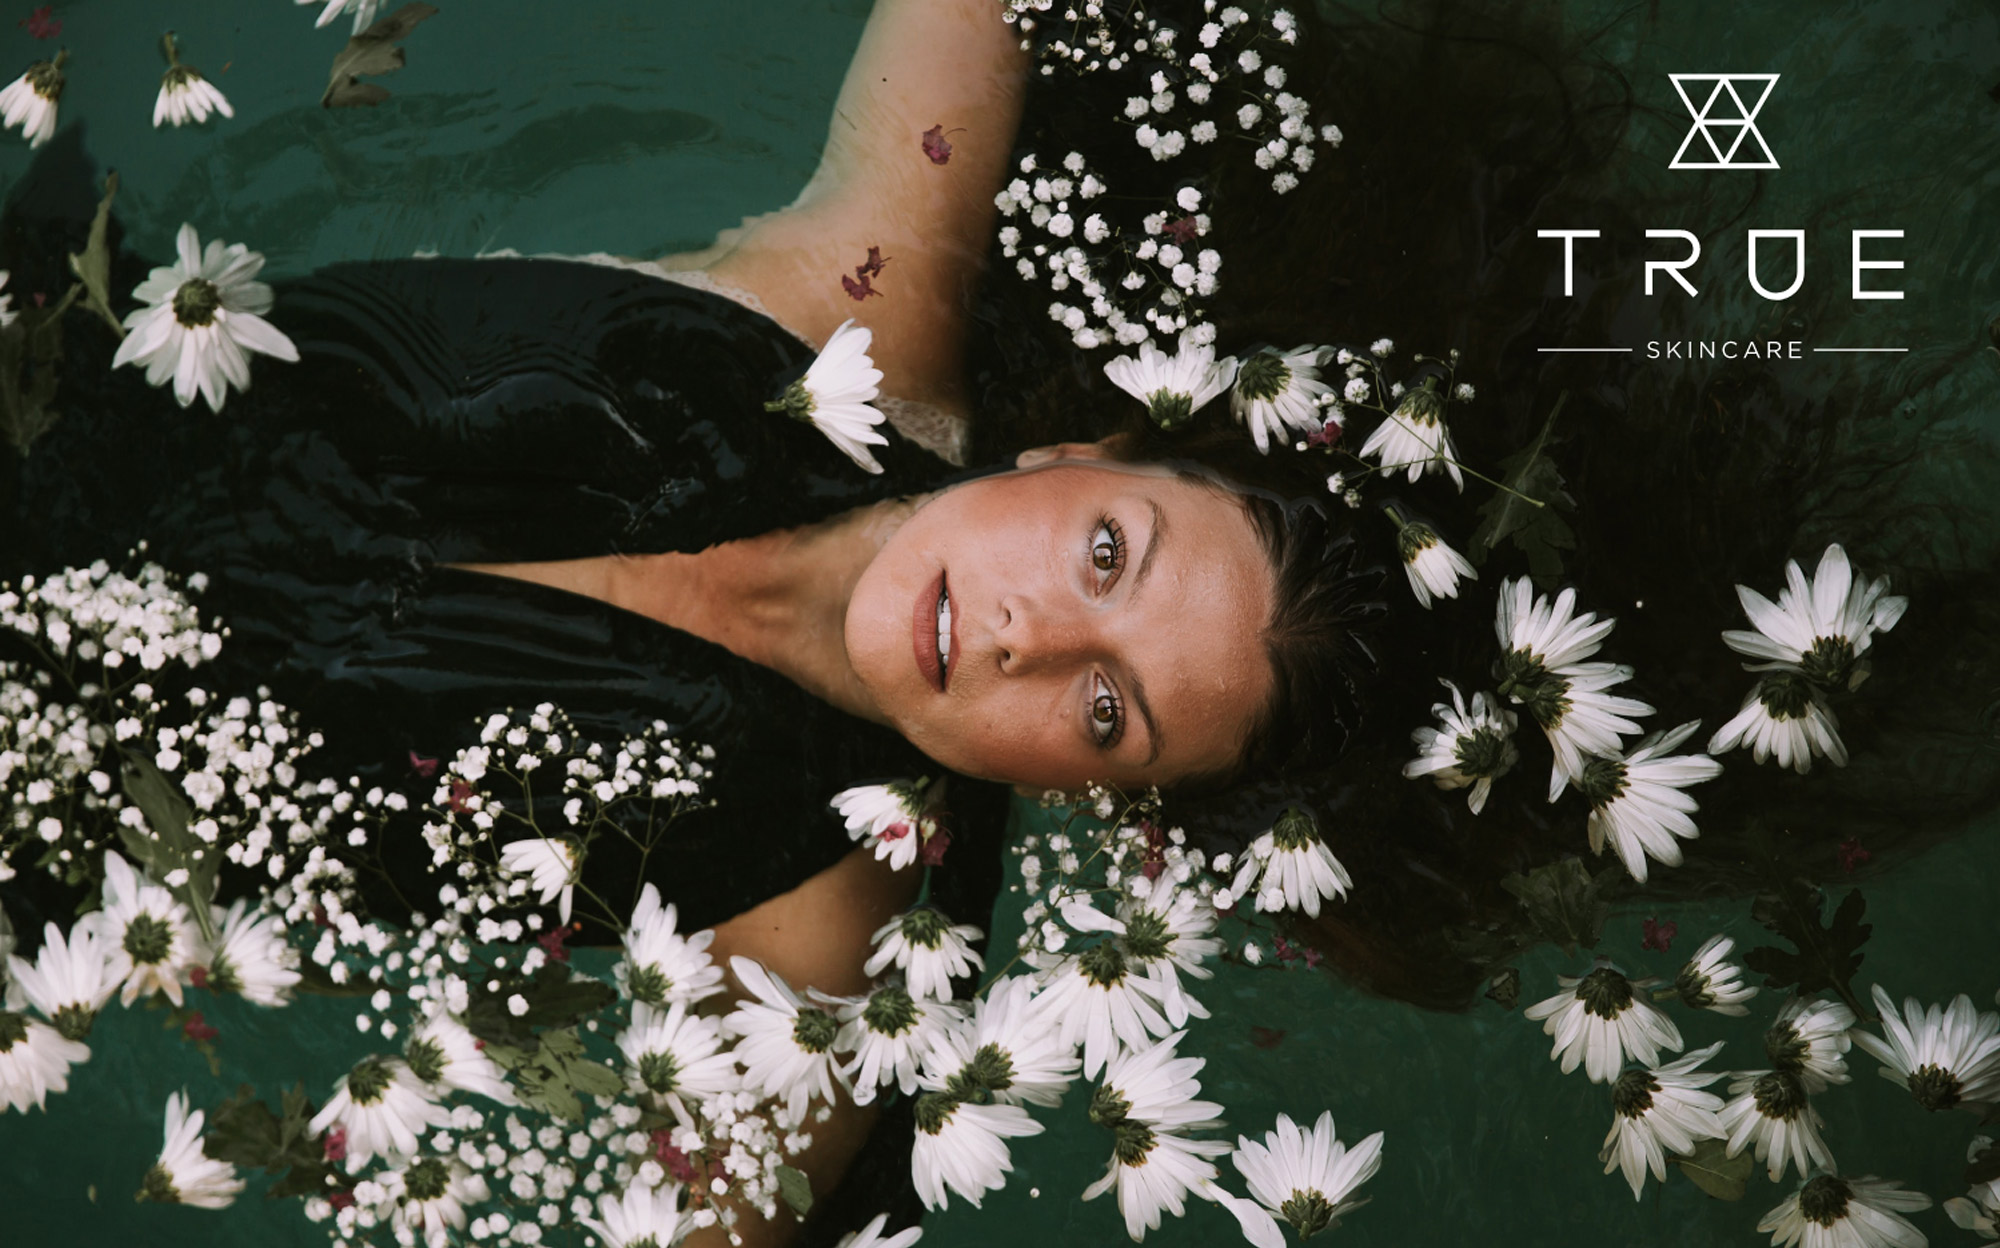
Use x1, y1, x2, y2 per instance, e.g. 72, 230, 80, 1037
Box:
913, 569, 955, 692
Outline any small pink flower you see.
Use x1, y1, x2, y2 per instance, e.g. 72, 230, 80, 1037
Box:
446, 778, 474, 813
19, 6, 60, 39
408, 750, 439, 778
1302, 946, 1323, 969
537, 923, 573, 964
182, 1011, 219, 1042
1306, 415, 1343, 447
921, 123, 955, 165
1837, 836, 1871, 874
1162, 215, 1200, 245
189, 965, 210, 988
323, 1127, 348, 1162
1640, 917, 1677, 953
329, 1189, 355, 1211
841, 272, 882, 301
653, 1130, 699, 1184
919, 824, 951, 867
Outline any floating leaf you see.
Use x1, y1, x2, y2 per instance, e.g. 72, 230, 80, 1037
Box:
1741, 882, 1870, 1001
465, 959, 617, 1046
203, 1083, 340, 1198
322, 3, 439, 109
1499, 856, 1616, 955
65, 172, 125, 339
1671, 1137, 1752, 1201
776, 1164, 815, 1217
1484, 967, 1521, 1011
120, 754, 219, 941
487, 1027, 621, 1121
1467, 393, 1576, 588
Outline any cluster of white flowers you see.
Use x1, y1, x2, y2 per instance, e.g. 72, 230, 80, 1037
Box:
992, 3, 1341, 350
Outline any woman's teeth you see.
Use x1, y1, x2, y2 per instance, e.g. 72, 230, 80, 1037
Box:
936, 586, 952, 675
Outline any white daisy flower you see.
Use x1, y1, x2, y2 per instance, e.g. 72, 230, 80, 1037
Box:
618, 882, 724, 1007
1115, 875, 1221, 1029
1397, 520, 1477, 609
581, 1180, 690, 1248
1227, 1110, 1384, 1244
1103, 331, 1240, 428
1403, 679, 1519, 815
1573, 721, 1723, 884
1944, 1136, 2000, 1240
1032, 939, 1172, 1080
299, 0, 384, 33
199, 899, 300, 1008
1229, 345, 1333, 453
1766, 998, 1856, 1092
836, 1212, 922, 1248
1852, 983, 2000, 1112
1356, 376, 1462, 489
0, 271, 17, 328
94, 850, 198, 1007
405, 1012, 516, 1104
616, 999, 740, 1112
1493, 578, 1655, 801
0, 1009, 90, 1112
109, 223, 301, 413
833, 982, 963, 1105
1720, 544, 1908, 690
137, 1090, 243, 1208
381, 1157, 490, 1244
1523, 962, 1684, 1084
1230, 807, 1351, 919
1672, 934, 1760, 1017
9, 920, 119, 1040
1757, 1173, 1931, 1248
0, 52, 65, 149
1718, 1069, 1834, 1183
1708, 673, 1848, 773
153, 39, 233, 129
1082, 1033, 1232, 1240
832, 782, 933, 872
765, 318, 890, 473
922, 974, 1080, 1109
498, 837, 580, 924
1601, 1042, 1728, 1199
865, 908, 984, 1003
911, 1094, 1044, 1210
722, 956, 846, 1122
308, 1055, 450, 1167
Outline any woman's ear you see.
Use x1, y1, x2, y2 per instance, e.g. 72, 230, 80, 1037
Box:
1013, 432, 1139, 469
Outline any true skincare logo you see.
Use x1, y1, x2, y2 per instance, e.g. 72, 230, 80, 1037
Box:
1537, 74, 1905, 362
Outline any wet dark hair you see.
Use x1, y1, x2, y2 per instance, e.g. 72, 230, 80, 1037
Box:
964, 0, 2000, 1010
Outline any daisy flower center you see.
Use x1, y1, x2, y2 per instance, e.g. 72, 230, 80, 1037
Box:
210, 955, 245, 997
51, 1004, 95, 1043
946, 1043, 1016, 1099
124, 912, 175, 965
163, 65, 199, 93
1497, 651, 1571, 729
627, 963, 672, 1006
404, 1157, 451, 1202
1393, 380, 1444, 428
1452, 727, 1513, 778
899, 907, 948, 950
173, 278, 223, 328
406, 1037, 447, 1084
1271, 806, 1321, 852
1396, 523, 1440, 563
347, 1056, 395, 1106
1908, 1062, 1964, 1111
1111, 1118, 1157, 1166
137, 1163, 179, 1204
1235, 352, 1292, 401
1763, 1022, 1808, 1071
1146, 390, 1195, 428
1281, 1189, 1337, 1238
1758, 670, 1819, 720
639, 1049, 683, 1093
1087, 1083, 1131, 1127
1120, 909, 1173, 962
1575, 967, 1634, 1019
792, 1007, 839, 1054
1800, 635, 1857, 687
1573, 757, 1629, 807
1751, 1070, 1809, 1120
1797, 1174, 1852, 1226
1610, 1068, 1659, 1117
862, 984, 919, 1037
1079, 941, 1130, 987
913, 1091, 956, 1135
0, 1011, 26, 1050
763, 379, 817, 422
27, 56, 65, 100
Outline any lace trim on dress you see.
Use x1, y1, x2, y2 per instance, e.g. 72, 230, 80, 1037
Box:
468, 249, 971, 466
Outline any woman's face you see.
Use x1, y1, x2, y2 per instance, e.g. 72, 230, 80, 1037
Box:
845, 452, 1276, 791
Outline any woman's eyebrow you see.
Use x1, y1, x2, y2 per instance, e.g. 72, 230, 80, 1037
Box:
1128, 497, 1167, 766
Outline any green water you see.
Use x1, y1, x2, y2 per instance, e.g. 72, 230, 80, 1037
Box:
2, 1, 1998, 1246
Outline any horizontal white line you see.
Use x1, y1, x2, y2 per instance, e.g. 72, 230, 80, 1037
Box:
1811, 347, 1907, 353
1537, 347, 1633, 353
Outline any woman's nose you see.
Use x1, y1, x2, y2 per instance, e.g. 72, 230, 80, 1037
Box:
995, 595, 1094, 674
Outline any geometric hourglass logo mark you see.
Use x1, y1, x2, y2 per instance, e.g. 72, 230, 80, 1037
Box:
1668, 74, 1780, 170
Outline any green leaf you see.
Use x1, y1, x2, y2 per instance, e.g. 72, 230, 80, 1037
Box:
465, 960, 617, 1046
1741, 883, 1871, 1000
0, 284, 82, 454
202, 1086, 284, 1167
322, 3, 440, 108
65, 172, 125, 340
1670, 1138, 1752, 1201
775, 1164, 814, 1217
486, 1027, 620, 1122
1467, 393, 1578, 589
1484, 967, 1521, 1011
1499, 857, 1616, 955
119, 754, 218, 941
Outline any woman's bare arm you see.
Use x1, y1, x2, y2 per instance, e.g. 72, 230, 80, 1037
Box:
698, 0, 1030, 411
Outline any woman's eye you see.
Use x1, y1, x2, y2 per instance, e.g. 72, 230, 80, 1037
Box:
1090, 674, 1124, 748
1090, 517, 1126, 583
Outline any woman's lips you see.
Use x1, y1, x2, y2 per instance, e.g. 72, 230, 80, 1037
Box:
913, 569, 945, 692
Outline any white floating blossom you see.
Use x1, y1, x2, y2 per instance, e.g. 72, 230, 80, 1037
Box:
1945, 1136, 2000, 1240
1718, 1068, 1833, 1183
1671, 934, 1759, 1017
616, 999, 739, 1112
1601, 1042, 1727, 1200
308, 1055, 450, 1168
831, 782, 932, 872
1357, 377, 1462, 489
835, 1212, 922, 1248
833, 982, 963, 1104
1032, 936, 1172, 1080
1720, 544, 1908, 689
1103, 332, 1239, 428
1396, 520, 1477, 609
1757, 1174, 1931, 1248
618, 882, 724, 1007
0, 1008, 90, 1112
1115, 875, 1220, 1028
1523, 962, 1683, 1084
1574, 721, 1723, 884
93, 850, 198, 1007
1229, 345, 1333, 453
722, 956, 846, 1122
865, 907, 984, 1003
1852, 983, 2000, 1113
498, 837, 580, 924
765, 319, 890, 474
199, 899, 301, 1008
1403, 679, 1518, 815
110, 223, 301, 413
381, 1156, 490, 1244
138, 1090, 244, 1208
1766, 997, 1856, 1092
580, 1180, 691, 1248
1493, 578, 1654, 801
1081, 1031, 1232, 1241
910, 1095, 1043, 1211
153, 38, 232, 129
1708, 675, 1847, 773
922, 974, 1080, 1109
298, 0, 384, 33
0, 52, 65, 148
405, 1011, 516, 1105
8, 920, 118, 1040
1229, 806, 1350, 919
1225, 1110, 1384, 1245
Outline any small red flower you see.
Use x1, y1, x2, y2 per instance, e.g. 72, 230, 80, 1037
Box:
1162, 215, 1200, 246
446, 778, 475, 813
1640, 917, 1678, 953
1306, 416, 1343, 447
841, 272, 882, 301
1273, 935, 1301, 963
1302, 946, 1323, 969
537, 923, 574, 964
856, 246, 891, 278
408, 750, 439, 778
1138, 820, 1168, 881
1248, 1026, 1287, 1050
19, 6, 59, 39
310, 903, 332, 929
919, 824, 952, 867
323, 1126, 348, 1163
182, 1011, 218, 1042
189, 965, 210, 988
920, 124, 955, 165
653, 1130, 700, 1184
1838, 836, 1871, 874
31, 291, 46, 308
878, 820, 912, 843
328, 1190, 356, 1211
